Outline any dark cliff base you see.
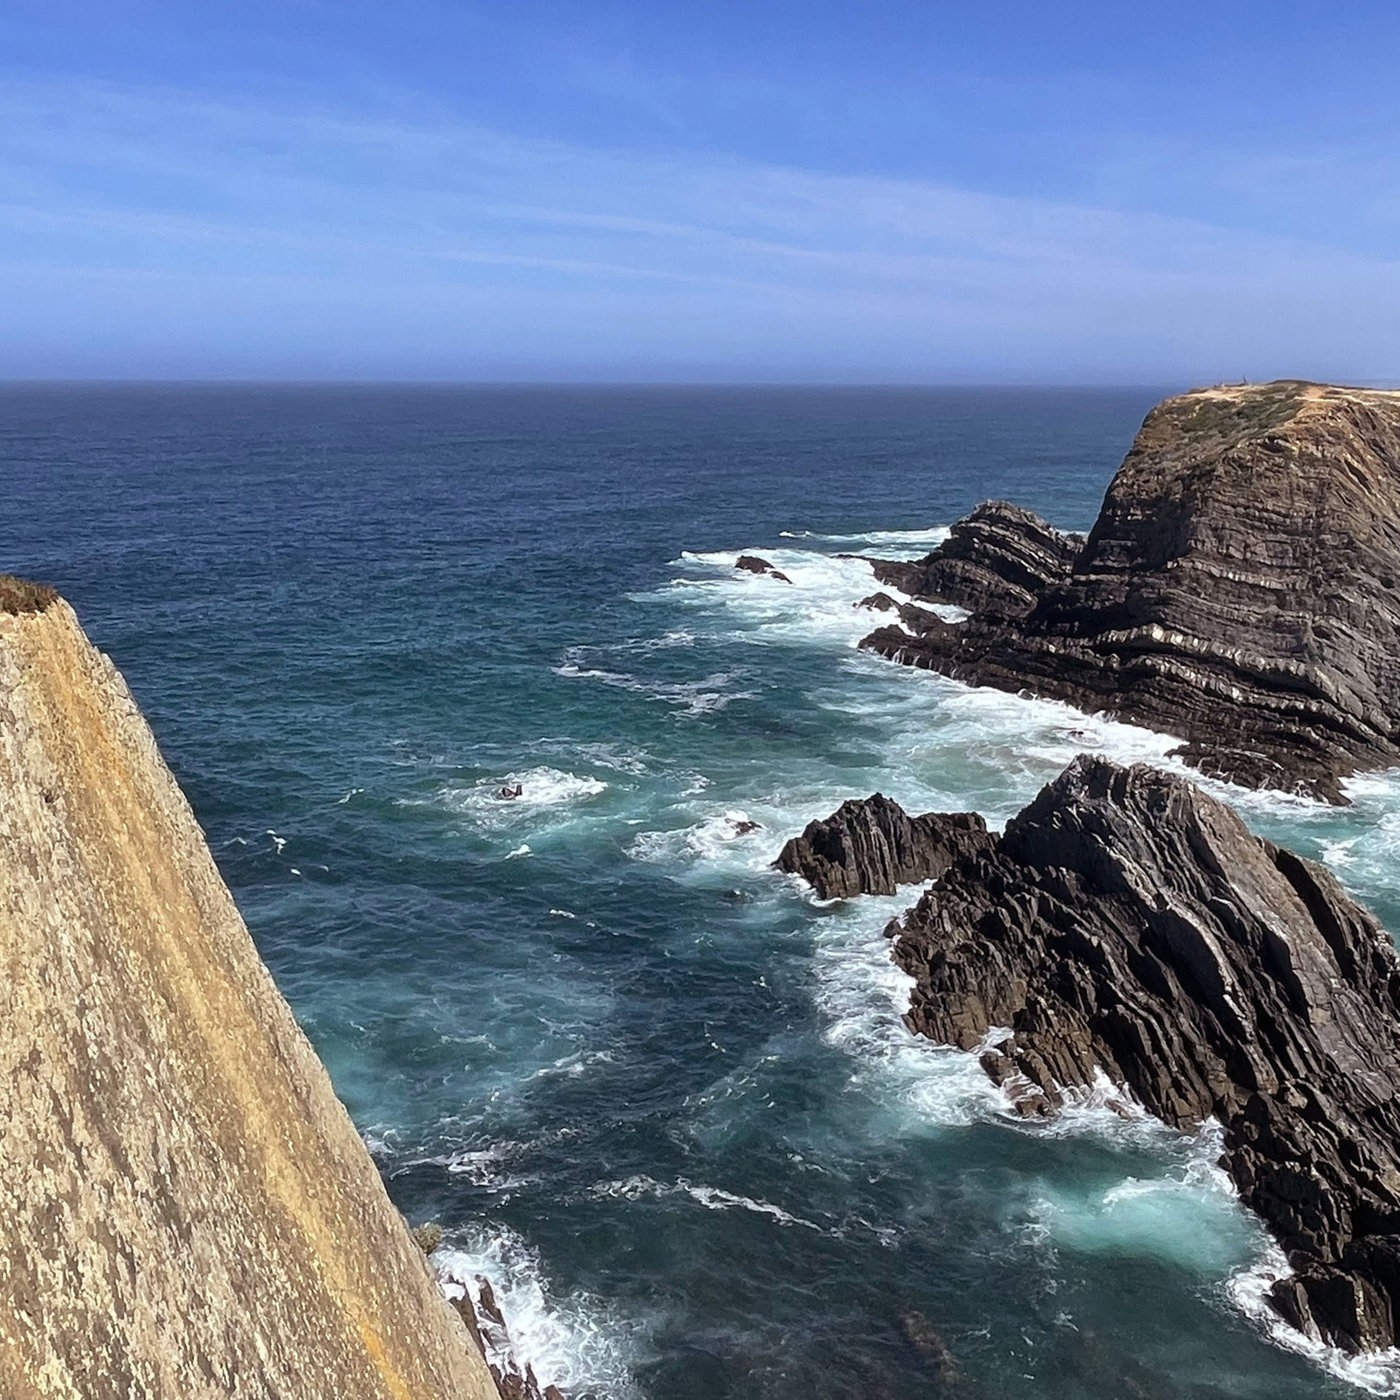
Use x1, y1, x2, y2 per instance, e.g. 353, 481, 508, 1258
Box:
862, 383, 1400, 804
888, 756, 1400, 1355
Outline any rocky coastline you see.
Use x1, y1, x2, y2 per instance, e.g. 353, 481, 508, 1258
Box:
860, 381, 1400, 804
774, 384, 1400, 1363
781, 763, 1400, 1356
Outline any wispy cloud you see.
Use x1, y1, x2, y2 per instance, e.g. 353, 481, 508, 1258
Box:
1, 76, 1398, 379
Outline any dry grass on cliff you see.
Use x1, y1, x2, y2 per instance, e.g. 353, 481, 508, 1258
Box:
0, 575, 59, 615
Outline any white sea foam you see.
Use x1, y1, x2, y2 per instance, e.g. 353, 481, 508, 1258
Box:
505, 843, 531, 859
627, 521, 1400, 1390
434, 1223, 647, 1399
1228, 1251, 1400, 1396
590, 1175, 825, 1232
419, 766, 608, 825
778, 524, 952, 554
627, 809, 769, 869
554, 649, 755, 715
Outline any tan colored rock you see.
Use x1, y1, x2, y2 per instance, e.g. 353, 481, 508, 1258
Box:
0, 585, 500, 1399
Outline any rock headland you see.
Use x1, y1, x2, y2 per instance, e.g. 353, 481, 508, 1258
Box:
862, 382, 1400, 803
888, 755, 1400, 1355
0, 579, 506, 1398
775, 793, 991, 899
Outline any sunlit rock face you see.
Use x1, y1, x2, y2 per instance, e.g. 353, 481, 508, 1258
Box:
864, 382, 1400, 804
0, 580, 500, 1400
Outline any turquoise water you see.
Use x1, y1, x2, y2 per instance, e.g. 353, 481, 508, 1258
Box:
9, 384, 1395, 1398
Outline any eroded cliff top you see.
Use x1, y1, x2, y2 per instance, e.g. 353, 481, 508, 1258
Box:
0, 573, 58, 615
863, 380, 1400, 802
0, 587, 499, 1399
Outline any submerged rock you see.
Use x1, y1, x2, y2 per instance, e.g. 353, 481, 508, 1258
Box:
890, 755, 1400, 1355
775, 793, 992, 899
862, 382, 1400, 803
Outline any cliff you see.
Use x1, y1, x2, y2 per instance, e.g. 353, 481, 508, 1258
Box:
0, 580, 501, 1399
890, 756, 1400, 1355
862, 382, 1400, 803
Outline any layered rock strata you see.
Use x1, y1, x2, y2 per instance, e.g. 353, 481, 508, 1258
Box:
862, 382, 1400, 803
889, 755, 1400, 1354
0, 580, 502, 1399
775, 793, 991, 898
870, 500, 1081, 618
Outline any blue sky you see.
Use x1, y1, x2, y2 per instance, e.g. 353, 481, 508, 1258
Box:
4, 0, 1399, 381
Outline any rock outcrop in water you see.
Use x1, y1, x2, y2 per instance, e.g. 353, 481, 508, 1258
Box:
775, 793, 991, 898
0, 579, 504, 1398
889, 755, 1400, 1355
871, 501, 1081, 618
736, 554, 792, 583
862, 382, 1400, 803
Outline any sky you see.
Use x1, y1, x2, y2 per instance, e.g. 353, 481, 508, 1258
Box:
3, 0, 1400, 382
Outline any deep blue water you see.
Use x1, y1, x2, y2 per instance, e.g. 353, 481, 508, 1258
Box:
8, 384, 1393, 1399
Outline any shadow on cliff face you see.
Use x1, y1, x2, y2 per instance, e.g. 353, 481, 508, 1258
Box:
862, 382, 1400, 805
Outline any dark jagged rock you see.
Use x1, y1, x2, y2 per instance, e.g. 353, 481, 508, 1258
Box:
775, 793, 991, 898
452, 1279, 566, 1400
870, 501, 1081, 618
736, 554, 792, 583
890, 755, 1400, 1355
855, 591, 900, 612
862, 383, 1400, 803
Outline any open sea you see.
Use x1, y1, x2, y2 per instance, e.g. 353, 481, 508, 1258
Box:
9, 383, 1400, 1399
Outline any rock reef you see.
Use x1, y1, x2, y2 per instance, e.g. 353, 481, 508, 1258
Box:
889, 755, 1400, 1355
736, 554, 792, 583
775, 793, 991, 899
0, 580, 504, 1398
862, 382, 1400, 803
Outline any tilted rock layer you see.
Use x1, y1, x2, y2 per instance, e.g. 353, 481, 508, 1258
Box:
862, 382, 1400, 802
890, 756, 1400, 1354
774, 793, 991, 899
0, 583, 500, 1399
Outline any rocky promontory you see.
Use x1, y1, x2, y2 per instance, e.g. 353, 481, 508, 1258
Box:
889, 755, 1400, 1355
0, 579, 507, 1398
775, 793, 991, 898
862, 382, 1400, 802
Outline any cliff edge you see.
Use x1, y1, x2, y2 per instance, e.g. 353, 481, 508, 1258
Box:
863, 382, 1400, 802
0, 579, 500, 1399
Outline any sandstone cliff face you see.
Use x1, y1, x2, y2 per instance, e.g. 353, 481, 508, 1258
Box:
862, 382, 1400, 803
0, 584, 500, 1399
890, 757, 1400, 1355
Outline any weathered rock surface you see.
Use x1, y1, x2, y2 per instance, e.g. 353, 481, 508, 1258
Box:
871, 500, 1081, 618
0, 581, 502, 1398
452, 1279, 565, 1400
775, 793, 991, 898
889, 755, 1400, 1355
862, 382, 1400, 803
736, 554, 792, 583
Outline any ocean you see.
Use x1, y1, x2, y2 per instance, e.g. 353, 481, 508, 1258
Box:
8, 383, 1396, 1399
